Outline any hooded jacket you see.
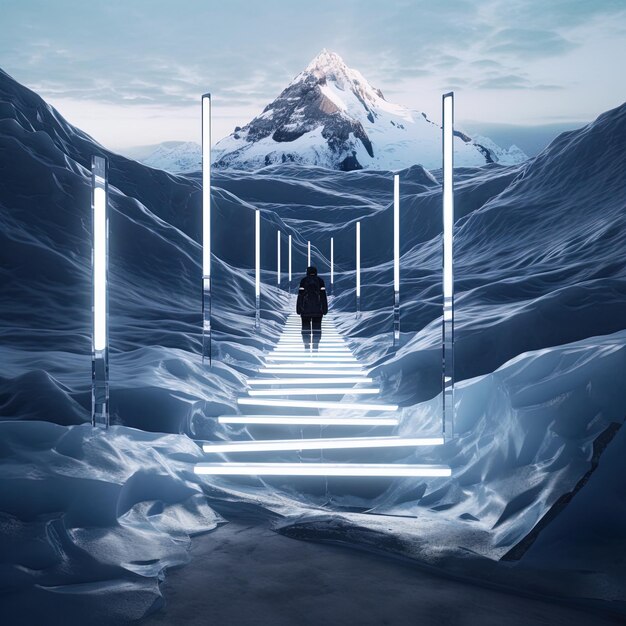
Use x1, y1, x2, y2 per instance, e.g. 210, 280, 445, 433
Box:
296, 266, 328, 317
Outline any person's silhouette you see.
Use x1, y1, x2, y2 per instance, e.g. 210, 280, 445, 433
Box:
296, 266, 328, 351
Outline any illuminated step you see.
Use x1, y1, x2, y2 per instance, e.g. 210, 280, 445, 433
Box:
270, 351, 353, 357
266, 356, 359, 363
218, 415, 398, 425
259, 368, 366, 375
248, 377, 372, 385
202, 436, 444, 453
238, 398, 398, 411
260, 363, 365, 370
194, 462, 451, 477
277, 342, 346, 346
247, 387, 379, 396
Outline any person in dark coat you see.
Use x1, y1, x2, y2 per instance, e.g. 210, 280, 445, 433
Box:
296, 266, 328, 350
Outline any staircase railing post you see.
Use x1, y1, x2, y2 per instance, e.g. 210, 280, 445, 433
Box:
201, 93, 212, 366
393, 174, 400, 346
255, 209, 261, 329
91, 155, 109, 428
356, 221, 361, 316
442, 92, 455, 439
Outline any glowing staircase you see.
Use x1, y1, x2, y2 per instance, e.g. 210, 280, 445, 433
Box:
195, 314, 450, 477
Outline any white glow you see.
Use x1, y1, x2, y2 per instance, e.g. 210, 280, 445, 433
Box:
394, 174, 400, 293
443, 93, 454, 301
202, 95, 211, 278
202, 436, 444, 453
93, 186, 107, 351
238, 398, 398, 410
356, 221, 361, 297
288, 234, 292, 282
277, 230, 281, 284
307, 240, 311, 266
255, 209, 260, 297
259, 368, 366, 375
218, 416, 398, 426
260, 363, 364, 370
248, 388, 379, 396
248, 377, 372, 385
330, 237, 334, 284
271, 349, 351, 355
194, 463, 451, 477
266, 356, 359, 363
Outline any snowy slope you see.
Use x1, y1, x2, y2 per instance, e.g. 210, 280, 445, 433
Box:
213, 50, 528, 171
141, 141, 201, 173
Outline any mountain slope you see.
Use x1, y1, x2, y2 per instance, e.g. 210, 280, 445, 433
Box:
213, 50, 528, 172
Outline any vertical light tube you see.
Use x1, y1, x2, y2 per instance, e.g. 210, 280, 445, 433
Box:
442, 92, 455, 439
277, 230, 281, 286
307, 240, 311, 267
288, 234, 292, 292
255, 209, 260, 328
356, 221, 361, 315
330, 237, 334, 295
201, 93, 212, 366
393, 174, 400, 346
91, 155, 109, 428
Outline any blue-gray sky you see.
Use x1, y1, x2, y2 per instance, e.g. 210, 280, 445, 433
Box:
1, 0, 624, 153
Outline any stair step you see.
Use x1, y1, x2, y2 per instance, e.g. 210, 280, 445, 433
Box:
194, 462, 451, 477
237, 398, 398, 410
248, 377, 372, 385
247, 387, 379, 396
218, 415, 399, 425
202, 436, 444, 453
261, 363, 364, 370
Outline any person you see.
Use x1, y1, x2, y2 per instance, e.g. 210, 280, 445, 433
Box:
296, 266, 328, 350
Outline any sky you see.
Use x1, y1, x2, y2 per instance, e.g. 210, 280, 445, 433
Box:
1, 0, 625, 155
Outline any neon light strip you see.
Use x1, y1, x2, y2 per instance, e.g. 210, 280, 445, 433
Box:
202, 437, 444, 453
194, 463, 451, 477
356, 221, 361, 297
93, 186, 107, 351
270, 350, 352, 356
248, 388, 379, 396
394, 174, 399, 293
260, 363, 365, 370
266, 357, 359, 363
330, 237, 334, 285
248, 377, 372, 385
237, 398, 398, 410
202, 94, 211, 277
277, 230, 280, 284
307, 240, 311, 266
288, 234, 292, 282
218, 416, 398, 425
443, 94, 453, 301
259, 368, 366, 375
255, 210, 260, 297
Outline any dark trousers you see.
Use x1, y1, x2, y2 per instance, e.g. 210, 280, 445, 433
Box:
301, 315, 322, 350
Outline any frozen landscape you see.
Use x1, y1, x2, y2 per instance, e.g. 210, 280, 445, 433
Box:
1, 55, 626, 626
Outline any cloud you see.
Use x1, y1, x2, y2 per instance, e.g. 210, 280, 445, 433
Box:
485, 28, 577, 58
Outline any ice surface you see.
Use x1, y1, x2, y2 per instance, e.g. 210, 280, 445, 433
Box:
1, 65, 626, 621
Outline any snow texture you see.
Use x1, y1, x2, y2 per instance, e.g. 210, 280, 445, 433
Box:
1, 63, 625, 622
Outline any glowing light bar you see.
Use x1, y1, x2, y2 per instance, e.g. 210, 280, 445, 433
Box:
288, 234, 292, 284
93, 186, 107, 352
202, 94, 211, 278
248, 377, 372, 385
442, 91, 455, 438
259, 368, 366, 375
394, 174, 400, 293
202, 436, 444, 453
248, 387, 379, 396
307, 240, 311, 266
255, 209, 260, 328
356, 221, 361, 298
218, 416, 398, 426
238, 398, 398, 410
194, 463, 451, 477
91, 155, 109, 429
271, 349, 351, 355
277, 230, 281, 285
260, 363, 364, 370
330, 237, 334, 286
266, 356, 359, 363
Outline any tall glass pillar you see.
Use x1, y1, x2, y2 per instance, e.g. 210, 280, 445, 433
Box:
91, 155, 109, 428
255, 209, 260, 328
330, 237, 334, 296
356, 221, 361, 315
201, 93, 212, 366
393, 174, 400, 346
442, 92, 455, 438
288, 234, 292, 293
277, 230, 281, 287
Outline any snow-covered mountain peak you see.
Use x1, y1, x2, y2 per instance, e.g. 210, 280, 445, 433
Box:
209, 51, 529, 172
